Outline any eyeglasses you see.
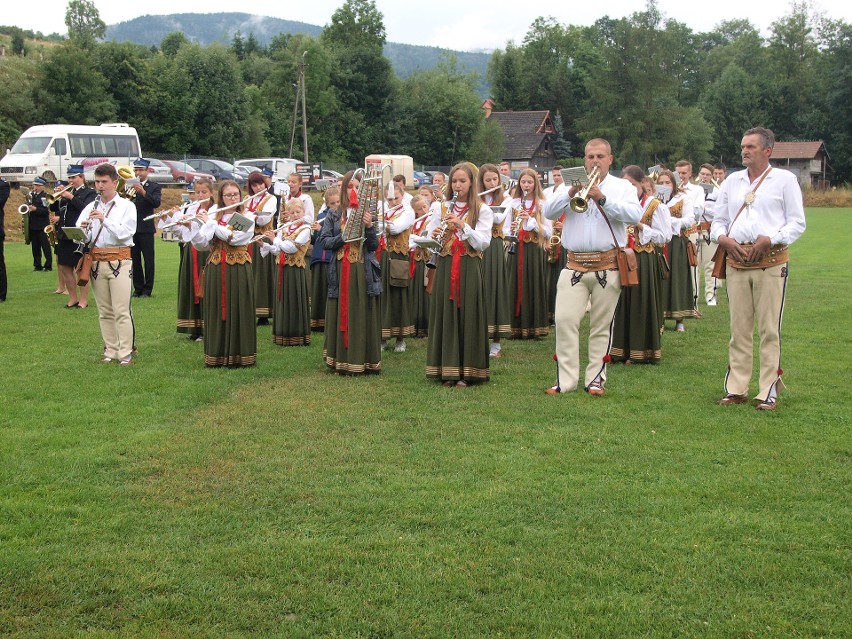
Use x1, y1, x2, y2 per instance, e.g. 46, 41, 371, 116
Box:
223, 192, 241, 199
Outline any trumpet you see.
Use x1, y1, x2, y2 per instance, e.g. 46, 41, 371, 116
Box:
43, 184, 73, 206
569, 166, 601, 213
117, 165, 137, 200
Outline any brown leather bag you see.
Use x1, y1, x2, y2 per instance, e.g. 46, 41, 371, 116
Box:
616, 248, 639, 287
686, 240, 699, 267
711, 246, 727, 279
601, 211, 639, 287
75, 252, 93, 286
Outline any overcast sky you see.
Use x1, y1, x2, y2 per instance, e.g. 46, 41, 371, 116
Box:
7, 0, 852, 51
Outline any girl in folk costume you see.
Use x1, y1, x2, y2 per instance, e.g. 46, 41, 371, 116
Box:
245, 171, 277, 325
260, 199, 312, 346
658, 170, 698, 331
407, 195, 432, 338
610, 166, 673, 364
309, 186, 340, 332
506, 169, 552, 339
190, 181, 257, 367
319, 170, 382, 375
425, 162, 494, 387
284, 172, 315, 224
477, 163, 512, 358
161, 178, 214, 341
379, 182, 415, 352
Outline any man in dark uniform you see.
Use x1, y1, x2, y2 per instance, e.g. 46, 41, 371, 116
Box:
0, 177, 9, 301
27, 177, 53, 272
129, 158, 162, 297
54, 165, 96, 308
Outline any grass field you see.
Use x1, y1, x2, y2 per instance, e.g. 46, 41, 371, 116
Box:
0, 209, 849, 638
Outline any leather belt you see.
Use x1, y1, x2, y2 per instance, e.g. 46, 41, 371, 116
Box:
566, 247, 619, 272
91, 247, 131, 261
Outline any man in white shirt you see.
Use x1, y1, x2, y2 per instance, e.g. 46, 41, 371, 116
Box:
696, 163, 722, 305
77, 164, 138, 365
711, 127, 806, 410
543, 165, 567, 199
675, 160, 705, 308
543, 139, 642, 396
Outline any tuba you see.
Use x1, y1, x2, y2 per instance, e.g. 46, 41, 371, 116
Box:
117, 165, 136, 200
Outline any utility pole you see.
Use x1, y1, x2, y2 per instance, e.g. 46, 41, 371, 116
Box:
288, 52, 309, 162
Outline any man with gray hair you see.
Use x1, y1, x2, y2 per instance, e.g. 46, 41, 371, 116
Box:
711, 127, 806, 411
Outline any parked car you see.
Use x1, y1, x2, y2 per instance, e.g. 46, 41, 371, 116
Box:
235, 157, 299, 181
161, 159, 215, 184
145, 158, 175, 184
413, 170, 432, 187
233, 165, 262, 181
185, 159, 244, 184
321, 169, 343, 185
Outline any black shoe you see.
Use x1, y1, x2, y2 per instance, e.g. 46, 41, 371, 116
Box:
44, 267, 52, 272
257, 318, 269, 326
34, 267, 43, 272
140, 293, 151, 298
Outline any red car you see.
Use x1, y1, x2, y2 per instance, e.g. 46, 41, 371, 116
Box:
161, 160, 216, 184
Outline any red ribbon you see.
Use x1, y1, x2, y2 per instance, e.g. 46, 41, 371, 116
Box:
220, 253, 227, 321
409, 250, 417, 278
278, 254, 285, 301
217, 217, 228, 321
349, 186, 358, 209
515, 228, 526, 317
377, 235, 386, 260
340, 244, 352, 347
191, 246, 201, 303
449, 237, 464, 308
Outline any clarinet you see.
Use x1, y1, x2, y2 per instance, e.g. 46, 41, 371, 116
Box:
425, 191, 459, 270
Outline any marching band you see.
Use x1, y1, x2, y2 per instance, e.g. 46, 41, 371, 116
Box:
21, 128, 804, 409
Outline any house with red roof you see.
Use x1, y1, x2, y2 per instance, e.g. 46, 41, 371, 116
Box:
770, 141, 831, 188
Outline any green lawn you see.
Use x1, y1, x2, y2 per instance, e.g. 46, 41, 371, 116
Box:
1, 209, 849, 638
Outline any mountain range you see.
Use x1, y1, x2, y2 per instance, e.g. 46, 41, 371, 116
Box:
105, 12, 492, 95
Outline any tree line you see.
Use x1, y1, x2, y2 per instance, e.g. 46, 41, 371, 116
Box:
1, 0, 850, 182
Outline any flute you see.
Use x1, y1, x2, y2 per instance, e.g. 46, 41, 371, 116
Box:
144, 198, 211, 222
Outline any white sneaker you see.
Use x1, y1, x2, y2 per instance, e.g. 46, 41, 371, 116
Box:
707, 297, 717, 306
676, 322, 685, 332
394, 341, 407, 353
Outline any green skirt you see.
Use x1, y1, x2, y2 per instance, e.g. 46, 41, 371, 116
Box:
610, 250, 663, 363
408, 258, 429, 338
177, 243, 209, 336
202, 259, 257, 367
381, 250, 414, 338
323, 260, 382, 374
252, 244, 276, 319
546, 248, 566, 323
273, 262, 311, 346
663, 236, 698, 319
310, 261, 328, 330
426, 254, 489, 383
483, 236, 511, 339
506, 241, 550, 338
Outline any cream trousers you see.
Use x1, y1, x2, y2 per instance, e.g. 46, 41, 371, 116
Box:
724, 263, 787, 401
91, 258, 134, 360
553, 268, 622, 392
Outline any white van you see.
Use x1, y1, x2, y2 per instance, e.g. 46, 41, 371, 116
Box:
235, 157, 299, 181
0, 123, 141, 186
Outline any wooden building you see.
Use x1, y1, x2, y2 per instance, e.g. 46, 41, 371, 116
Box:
483, 101, 558, 174
770, 141, 831, 188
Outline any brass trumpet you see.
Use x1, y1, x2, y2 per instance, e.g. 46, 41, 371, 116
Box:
569, 166, 601, 213
43, 184, 73, 206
